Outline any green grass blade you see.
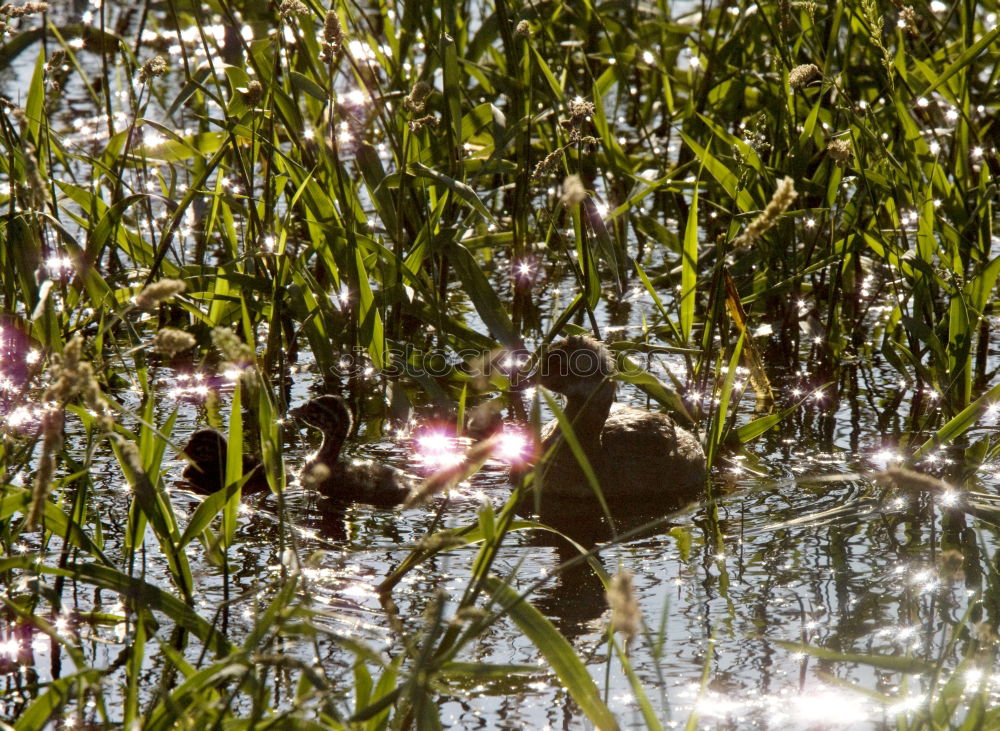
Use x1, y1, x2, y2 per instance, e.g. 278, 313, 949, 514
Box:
486, 576, 619, 730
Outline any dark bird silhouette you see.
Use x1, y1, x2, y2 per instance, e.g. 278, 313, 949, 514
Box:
289, 395, 415, 507
533, 335, 706, 503
179, 429, 270, 495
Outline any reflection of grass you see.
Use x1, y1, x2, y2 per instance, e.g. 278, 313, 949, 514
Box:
1, 0, 999, 725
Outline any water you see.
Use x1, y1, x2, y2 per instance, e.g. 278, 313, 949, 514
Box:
7, 258, 991, 729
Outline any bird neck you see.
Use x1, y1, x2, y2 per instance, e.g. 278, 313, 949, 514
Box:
562, 379, 615, 446
313, 429, 346, 465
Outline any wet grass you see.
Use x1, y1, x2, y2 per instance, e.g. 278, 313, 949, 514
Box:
1, 0, 1000, 727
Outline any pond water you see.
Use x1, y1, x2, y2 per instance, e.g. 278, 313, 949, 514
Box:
5, 249, 997, 729
3, 1, 1000, 729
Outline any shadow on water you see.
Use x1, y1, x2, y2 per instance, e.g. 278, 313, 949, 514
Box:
517, 485, 703, 637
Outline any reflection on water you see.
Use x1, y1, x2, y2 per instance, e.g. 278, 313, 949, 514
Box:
3, 340, 999, 728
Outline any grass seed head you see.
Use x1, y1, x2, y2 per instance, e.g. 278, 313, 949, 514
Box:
321, 10, 344, 61
561, 174, 586, 206
279, 0, 308, 16
27, 407, 62, 528
531, 148, 564, 181
0, 2, 49, 18
241, 80, 263, 107
407, 114, 438, 132
212, 327, 255, 365
138, 56, 167, 83
607, 569, 641, 646
827, 138, 853, 165
404, 81, 433, 113
152, 328, 196, 357
732, 176, 797, 248
300, 462, 331, 491
135, 278, 185, 309
788, 63, 820, 89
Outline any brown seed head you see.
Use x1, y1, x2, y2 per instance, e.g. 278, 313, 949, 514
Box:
561, 174, 586, 206
212, 327, 255, 364
279, 0, 308, 16
732, 177, 797, 249
320, 10, 344, 61
151, 328, 196, 357
135, 278, 185, 309
788, 63, 820, 89
138, 56, 167, 83
827, 138, 853, 165
241, 80, 264, 107
531, 148, 564, 182
607, 569, 641, 646
0, 2, 49, 18
404, 81, 433, 113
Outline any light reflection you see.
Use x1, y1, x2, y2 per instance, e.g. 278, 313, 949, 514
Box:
46, 255, 74, 278
491, 428, 532, 465
940, 490, 959, 506
695, 687, 871, 725
961, 668, 985, 690
0, 637, 19, 661
222, 367, 246, 381
413, 429, 468, 469
888, 694, 926, 714
345, 89, 367, 106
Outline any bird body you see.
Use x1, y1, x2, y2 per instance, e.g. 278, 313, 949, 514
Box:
535, 336, 706, 502
179, 428, 269, 495
290, 395, 415, 506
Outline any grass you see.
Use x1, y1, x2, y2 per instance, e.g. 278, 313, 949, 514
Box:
1, 0, 999, 727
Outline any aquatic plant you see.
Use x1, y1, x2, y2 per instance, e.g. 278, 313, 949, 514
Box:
0, 0, 998, 727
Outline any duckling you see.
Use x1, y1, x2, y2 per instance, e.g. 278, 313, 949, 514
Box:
534, 335, 706, 502
179, 429, 269, 495
289, 395, 415, 507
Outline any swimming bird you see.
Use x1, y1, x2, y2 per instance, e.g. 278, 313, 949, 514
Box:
179, 429, 270, 495
289, 395, 415, 507
533, 335, 706, 502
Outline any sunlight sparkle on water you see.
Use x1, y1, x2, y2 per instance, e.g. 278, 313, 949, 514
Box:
414, 429, 466, 468
873, 448, 903, 466
222, 367, 245, 382
348, 39, 377, 61
5, 406, 38, 429
513, 259, 535, 282
345, 89, 367, 106
0, 637, 19, 661
694, 687, 870, 726
788, 691, 869, 724
888, 694, 926, 714
965, 667, 985, 687
167, 373, 212, 400
492, 428, 532, 464
46, 256, 75, 278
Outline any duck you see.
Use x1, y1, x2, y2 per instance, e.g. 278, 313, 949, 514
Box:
179, 429, 270, 496
289, 394, 415, 507
532, 335, 706, 502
